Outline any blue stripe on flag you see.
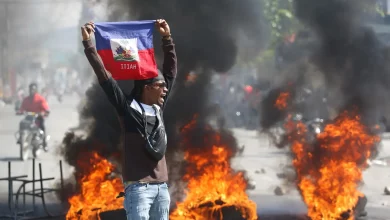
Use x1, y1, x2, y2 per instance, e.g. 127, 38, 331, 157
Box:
94, 20, 155, 51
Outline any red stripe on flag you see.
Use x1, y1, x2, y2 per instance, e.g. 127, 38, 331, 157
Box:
97, 48, 158, 80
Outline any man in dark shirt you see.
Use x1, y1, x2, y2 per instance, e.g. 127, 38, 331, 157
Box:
81, 19, 177, 220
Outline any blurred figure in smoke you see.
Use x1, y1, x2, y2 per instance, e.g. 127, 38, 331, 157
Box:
14, 86, 26, 112
17, 83, 50, 151
81, 19, 176, 220
53, 68, 68, 102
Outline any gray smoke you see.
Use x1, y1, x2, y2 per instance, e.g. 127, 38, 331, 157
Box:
295, 0, 390, 123
261, 0, 390, 129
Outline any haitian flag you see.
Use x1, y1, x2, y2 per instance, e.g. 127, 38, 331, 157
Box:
94, 20, 158, 80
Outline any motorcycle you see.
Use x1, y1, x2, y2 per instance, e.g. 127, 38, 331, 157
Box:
294, 113, 324, 142
15, 112, 50, 161
272, 113, 325, 149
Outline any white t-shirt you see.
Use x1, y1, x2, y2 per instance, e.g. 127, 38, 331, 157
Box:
130, 100, 161, 116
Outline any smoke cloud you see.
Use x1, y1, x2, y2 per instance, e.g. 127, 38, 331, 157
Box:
295, 0, 390, 123
261, 0, 390, 129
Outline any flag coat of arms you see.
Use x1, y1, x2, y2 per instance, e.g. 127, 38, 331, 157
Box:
94, 20, 158, 80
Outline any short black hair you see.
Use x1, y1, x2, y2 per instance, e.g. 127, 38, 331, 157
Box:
29, 82, 38, 89
131, 70, 164, 101
131, 84, 143, 102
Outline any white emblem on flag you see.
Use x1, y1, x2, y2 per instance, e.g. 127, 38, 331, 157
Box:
110, 38, 139, 62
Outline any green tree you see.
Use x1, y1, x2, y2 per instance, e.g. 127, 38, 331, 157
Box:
251, 0, 385, 72
243, 0, 298, 72
263, 0, 299, 47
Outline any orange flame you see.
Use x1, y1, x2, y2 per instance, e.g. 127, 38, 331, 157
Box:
66, 117, 257, 219
287, 111, 380, 220
170, 117, 257, 220
66, 152, 124, 220
275, 92, 290, 110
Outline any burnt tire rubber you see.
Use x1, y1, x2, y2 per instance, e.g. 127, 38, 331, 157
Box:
354, 195, 368, 220
355, 216, 368, 220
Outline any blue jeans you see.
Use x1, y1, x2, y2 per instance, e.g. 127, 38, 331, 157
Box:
123, 182, 170, 220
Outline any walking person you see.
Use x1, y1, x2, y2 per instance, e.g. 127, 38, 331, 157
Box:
81, 19, 177, 220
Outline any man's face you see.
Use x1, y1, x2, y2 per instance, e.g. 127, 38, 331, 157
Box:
145, 80, 168, 106
29, 86, 37, 96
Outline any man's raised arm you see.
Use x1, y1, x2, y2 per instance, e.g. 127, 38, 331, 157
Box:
81, 22, 127, 116
81, 22, 110, 83
155, 19, 177, 109
162, 36, 177, 80
157, 19, 177, 81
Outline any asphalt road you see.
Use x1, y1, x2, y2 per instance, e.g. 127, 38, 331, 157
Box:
232, 129, 390, 219
0, 94, 80, 217
0, 94, 389, 219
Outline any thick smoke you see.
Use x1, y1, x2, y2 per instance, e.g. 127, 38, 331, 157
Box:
295, 0, 390, 124
106, 0, 266, 155
60, 0, 266, 207
256, 3, 389, 216
259, 1, 389, 200
261, 0, 390, 129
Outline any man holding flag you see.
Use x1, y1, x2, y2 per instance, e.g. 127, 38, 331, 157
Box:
81, 19, 176, 220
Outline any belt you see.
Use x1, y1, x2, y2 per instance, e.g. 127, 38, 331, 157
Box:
124, 181, 165, 186
124, 181, 145, 185
118, 181, 166, 198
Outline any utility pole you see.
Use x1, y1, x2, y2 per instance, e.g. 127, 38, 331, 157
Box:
0, 2, 9, 99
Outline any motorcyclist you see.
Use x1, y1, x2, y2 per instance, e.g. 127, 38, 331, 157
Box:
17, 83, 50, 151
